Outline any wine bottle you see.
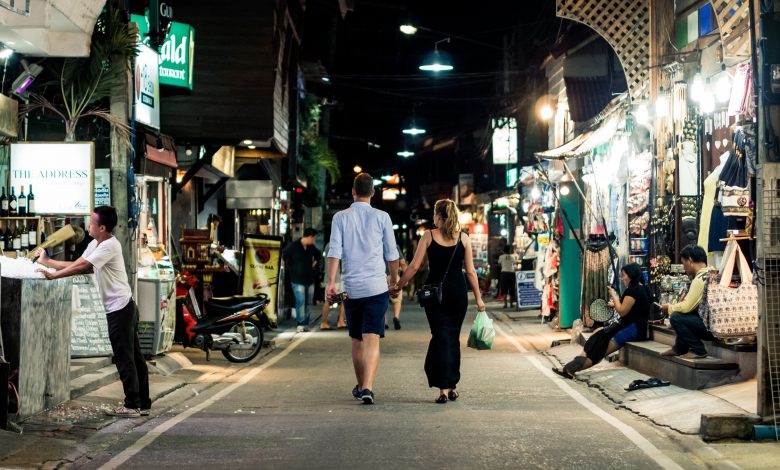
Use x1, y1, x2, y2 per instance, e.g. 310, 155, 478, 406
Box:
12, 222, 21, 250
27, 184, 35, 216
0, 187, 7, 217
0, 224, 5, 252
8, 186, 17, 216
2, 223, 10, 250
20, 222, 28, 250
29, 221, 37, 248
18, 185, 26, 216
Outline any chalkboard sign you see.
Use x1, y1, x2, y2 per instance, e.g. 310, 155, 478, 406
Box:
516, 270, 542, 310
70, 275, 113, 357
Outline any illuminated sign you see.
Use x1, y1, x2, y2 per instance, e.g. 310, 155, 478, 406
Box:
492, 117, 517, 164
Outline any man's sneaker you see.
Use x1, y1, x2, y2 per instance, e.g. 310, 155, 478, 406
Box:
360, 389, 375, 405
352, 385, 362, 400
140, 409, 150, 416
106, 406, 141, 418
296, 325, 305, 333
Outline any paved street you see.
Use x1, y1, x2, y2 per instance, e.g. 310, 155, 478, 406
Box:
45, 300, 738, 470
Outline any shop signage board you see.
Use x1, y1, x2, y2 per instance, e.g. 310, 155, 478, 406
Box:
70, 275, 113, 357
242, 235, 282, 325
492, 117, 518, 164
135, 43, 161, 129
132, 14, 196, 90
516, 270, 542, 309
10, 142, 94, 215
94, 168, 111, 206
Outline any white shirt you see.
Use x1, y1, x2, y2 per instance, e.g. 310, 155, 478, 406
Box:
82, 237, 133, 313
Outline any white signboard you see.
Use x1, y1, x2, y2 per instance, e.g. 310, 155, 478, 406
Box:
492, 117, 518, 164
10, 142, 94, 215
135, 43, 160, 129
94, 168, 111, 206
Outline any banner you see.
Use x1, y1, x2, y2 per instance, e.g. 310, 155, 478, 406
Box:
242, 235, 282, 325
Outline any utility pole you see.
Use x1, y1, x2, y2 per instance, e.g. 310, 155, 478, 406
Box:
110, 4, 136, 290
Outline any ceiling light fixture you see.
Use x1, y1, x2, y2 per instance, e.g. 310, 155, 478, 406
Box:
419, 38, 453, 72
396, 150, 415, 158
400, 24, 418, 35
242, 139, 253, 145
248, 145, 257, 149
402, 126, 426, 135
0, 47, 13, 59
353, 165, 363, 173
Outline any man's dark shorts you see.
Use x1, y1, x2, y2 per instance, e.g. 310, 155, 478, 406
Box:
344, 291, 389, 339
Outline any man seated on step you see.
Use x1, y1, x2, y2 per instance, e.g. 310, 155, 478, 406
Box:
660, 244, 713, 359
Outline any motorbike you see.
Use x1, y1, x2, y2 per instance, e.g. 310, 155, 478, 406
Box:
175, 270, 270, 363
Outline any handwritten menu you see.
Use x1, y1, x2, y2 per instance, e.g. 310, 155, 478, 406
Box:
70, 275, 113, 357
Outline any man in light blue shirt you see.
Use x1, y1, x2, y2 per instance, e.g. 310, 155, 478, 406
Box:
327, 173, 400, 405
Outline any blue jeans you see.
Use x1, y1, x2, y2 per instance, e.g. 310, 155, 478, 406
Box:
292, 283, 315, 326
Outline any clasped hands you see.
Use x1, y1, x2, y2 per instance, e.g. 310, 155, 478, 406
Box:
389, 279, 403, 298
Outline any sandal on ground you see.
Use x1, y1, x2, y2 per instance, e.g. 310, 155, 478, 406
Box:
447, 390, 459, 401
320, 325, 332, 330
552, 367, 574, 379
625, 377, 671, 391
435, 394, 448, 404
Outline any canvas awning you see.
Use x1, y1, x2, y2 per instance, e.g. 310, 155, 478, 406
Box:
534, 115, 620, 161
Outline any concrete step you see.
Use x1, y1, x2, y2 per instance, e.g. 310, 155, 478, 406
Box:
70, 365, 119, 400
649, 324, 676, 346
620, 340, 741, 390
70, 357, 113, 381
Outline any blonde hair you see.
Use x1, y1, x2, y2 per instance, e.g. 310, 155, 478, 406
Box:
434, 199, 460, 240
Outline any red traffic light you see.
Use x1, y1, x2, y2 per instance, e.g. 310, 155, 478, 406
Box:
295, 187, 303, 193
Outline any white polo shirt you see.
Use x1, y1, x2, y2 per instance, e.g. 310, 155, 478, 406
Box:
82, 236, 133, 313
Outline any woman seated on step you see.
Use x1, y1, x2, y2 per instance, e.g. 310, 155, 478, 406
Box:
553, 263, 651, 379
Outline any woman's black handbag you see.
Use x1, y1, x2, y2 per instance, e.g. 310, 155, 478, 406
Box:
417, 235, 460, 307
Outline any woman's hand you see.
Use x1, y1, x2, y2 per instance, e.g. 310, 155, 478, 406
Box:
476, 299, 486, 312
607, 286, 617, 299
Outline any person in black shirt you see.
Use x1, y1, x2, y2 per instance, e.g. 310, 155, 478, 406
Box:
283, 228, 321, 332
553, 263, 650, 378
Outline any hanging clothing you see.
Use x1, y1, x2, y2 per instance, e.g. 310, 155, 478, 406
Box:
581, 243, 611, 327
699, 167, 722, 251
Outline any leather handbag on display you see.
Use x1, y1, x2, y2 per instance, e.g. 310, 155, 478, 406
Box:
718, 184, 751, 217
703, 241, 758, 338
417, 234, 460, 307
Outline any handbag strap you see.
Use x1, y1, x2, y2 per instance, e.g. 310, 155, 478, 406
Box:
719, 240, 753, 286
437, 231, 461, 284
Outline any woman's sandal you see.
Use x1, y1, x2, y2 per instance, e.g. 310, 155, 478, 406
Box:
448, 390, 459, 401
552, 367, 574, 379
435, 394, 448, 404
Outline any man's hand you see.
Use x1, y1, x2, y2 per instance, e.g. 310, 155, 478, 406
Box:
326, 283, 338, 303
36, 269, 56, 280
35, 247, 49, 264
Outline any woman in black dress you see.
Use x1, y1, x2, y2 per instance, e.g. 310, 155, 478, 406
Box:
395, 199, 486, 403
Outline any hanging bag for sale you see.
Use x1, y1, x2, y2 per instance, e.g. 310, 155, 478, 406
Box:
718, 184, 751, 217
704, 240, 758, 338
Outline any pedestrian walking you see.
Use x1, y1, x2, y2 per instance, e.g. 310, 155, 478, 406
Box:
36, 206, 150, 417
326, 173, 400, 405
498, 245, 519, 308
282, 228, 321, 332
393, 199, 485, 403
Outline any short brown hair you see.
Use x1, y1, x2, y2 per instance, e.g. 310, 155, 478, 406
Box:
353, 173, 374, 198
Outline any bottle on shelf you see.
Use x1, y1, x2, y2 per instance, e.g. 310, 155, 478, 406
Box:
3, 223, 10, 251
0, 224, 6, 253
0, 187, 7, 217
29, 221, 38, 248
18, 185, 26, 216
27, 184, 35, 216
8, 186, 17, 216
21, 222, 29, 250
12, 221, 21, 250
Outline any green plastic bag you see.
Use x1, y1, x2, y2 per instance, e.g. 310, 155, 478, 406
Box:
467, 311, 495, 350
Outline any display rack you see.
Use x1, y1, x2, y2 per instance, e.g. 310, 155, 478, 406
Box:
0, 216, 43, 256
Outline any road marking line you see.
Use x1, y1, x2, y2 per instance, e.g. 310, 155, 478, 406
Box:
493, 322, 683, 470
100, 333, 313, 469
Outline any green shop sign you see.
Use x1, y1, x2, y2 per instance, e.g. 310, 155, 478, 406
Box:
133, 14, 195, 90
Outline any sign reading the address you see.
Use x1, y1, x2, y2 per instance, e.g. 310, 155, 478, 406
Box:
10, 143, 94, 215
133, 14, 196, 90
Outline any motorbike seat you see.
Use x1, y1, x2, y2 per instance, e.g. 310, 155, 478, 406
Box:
206, 295, 269, 317
209, 294, 268, 306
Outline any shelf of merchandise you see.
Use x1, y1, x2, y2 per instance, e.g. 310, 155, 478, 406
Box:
0, 216, 43, 256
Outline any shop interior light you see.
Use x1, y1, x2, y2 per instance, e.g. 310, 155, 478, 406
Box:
400, 24, 418, 35
248, 145, 256, 149
402, 126, 426, 135
242, 139, 253, 145
530, 187, 541, 199
392, 224, 400, 230
716, 73, 731, 103
655, 94, 669, 118
402, 224, 408, 229
700, 91, 716, 114
635, 104, 649, 126
560, 185, 570, 196
396, 150, 415, 158
184, 146, 193, 156
539, 104, 554, 121
321, 76, 331, 83
690, 73, 704, 102
353, 165, 362, 173
0, 47, 13, 59
500, 228, 508, 237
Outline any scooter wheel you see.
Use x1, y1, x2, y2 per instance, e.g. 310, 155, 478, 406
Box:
222, 318, 264, 363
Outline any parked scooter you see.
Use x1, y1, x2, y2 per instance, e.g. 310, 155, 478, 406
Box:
175, 271, 269, 363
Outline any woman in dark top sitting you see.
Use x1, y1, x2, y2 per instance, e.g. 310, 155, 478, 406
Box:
553, 263, 650, 378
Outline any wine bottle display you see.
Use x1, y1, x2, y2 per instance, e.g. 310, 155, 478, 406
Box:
27, 184, 35, 215
18, 185, 27, 216
21, 223, 28, 250
13, 222, 21, 250
8, 186, 17, 216
0, 187, 7, 217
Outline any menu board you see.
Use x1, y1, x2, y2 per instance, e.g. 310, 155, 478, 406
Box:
70, 275, 113, 357
516, 270, 542, 310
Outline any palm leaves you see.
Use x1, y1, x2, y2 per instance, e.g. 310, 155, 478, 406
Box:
23, 7, 138, 142
299, 96, 341, 204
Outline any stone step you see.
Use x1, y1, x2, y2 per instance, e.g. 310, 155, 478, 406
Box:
69, 365, 119, 400
620, 340, 741, 390
649, 324, 676, 346
70, 356, 113, 381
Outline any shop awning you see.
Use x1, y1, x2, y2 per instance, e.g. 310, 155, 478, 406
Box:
534, 115, 620, 161
145, 145, 178, 168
